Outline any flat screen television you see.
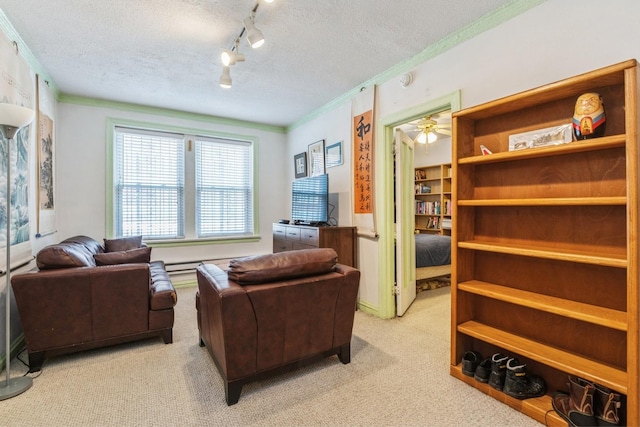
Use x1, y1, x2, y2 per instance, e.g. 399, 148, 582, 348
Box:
292, 174, 329, 225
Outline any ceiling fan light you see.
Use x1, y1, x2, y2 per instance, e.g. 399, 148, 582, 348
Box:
219, 66, 232, 88
416, 132, 427, 144
427, 131, 437, 144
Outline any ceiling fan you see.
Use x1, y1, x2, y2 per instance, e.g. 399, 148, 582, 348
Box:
411, 115, 452, 144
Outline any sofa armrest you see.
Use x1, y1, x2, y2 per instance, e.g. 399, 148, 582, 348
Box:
332, 263, 361, 347
12, 264, 153, 349
149, 261, 177, 310
197, 264, 258, 380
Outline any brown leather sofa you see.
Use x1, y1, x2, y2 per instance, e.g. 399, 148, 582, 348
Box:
11, 235, 177, 372
196, 248, 360, 405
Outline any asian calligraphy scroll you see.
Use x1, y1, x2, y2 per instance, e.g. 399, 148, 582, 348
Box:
352, 86, 377, 238
353, 111, 373, 213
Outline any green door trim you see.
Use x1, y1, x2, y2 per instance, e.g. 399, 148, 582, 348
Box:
375, 91, 461, 318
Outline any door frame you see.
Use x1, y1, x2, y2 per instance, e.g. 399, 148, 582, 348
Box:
375, 90, 461, 318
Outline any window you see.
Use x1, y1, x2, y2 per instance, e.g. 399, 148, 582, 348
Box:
195, 137, 253, 237
113, 125, 255, 240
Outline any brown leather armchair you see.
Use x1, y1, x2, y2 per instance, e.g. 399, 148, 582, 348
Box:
196, 248, 360, 405
11, 235, 177, 371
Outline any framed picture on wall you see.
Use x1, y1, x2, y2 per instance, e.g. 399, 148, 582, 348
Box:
308, 139, 325, 176
325, 141, 343, 168
294, 152, 307, 178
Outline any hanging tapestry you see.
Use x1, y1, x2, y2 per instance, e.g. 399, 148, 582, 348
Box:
37, 75, 55, 236
0, 34, 34, 272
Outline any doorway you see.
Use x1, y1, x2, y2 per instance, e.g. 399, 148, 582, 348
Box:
375, 91, 460, 318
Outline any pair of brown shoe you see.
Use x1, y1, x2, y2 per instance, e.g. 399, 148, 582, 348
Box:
552, 376, 623, 426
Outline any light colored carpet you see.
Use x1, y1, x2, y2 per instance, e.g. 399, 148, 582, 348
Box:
2, 286, 542, 426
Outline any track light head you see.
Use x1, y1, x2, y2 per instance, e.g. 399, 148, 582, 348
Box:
243, 14, 265, 48
221, 50, 245, 67
219, 66, 232, 88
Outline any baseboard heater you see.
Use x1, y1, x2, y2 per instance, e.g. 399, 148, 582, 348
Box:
164, 258, 234, 276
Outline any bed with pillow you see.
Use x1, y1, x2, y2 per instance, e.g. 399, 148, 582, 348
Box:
415, 233, 451, 281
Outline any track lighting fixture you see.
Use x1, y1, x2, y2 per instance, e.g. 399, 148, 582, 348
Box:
221, 39, 245, 67
243, 13, 264, 49
218, 1, 273, 89
219, 66, 232, 89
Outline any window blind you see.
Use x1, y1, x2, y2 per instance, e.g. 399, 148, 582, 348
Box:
114, 127, 185, 239
195, 137, 253, 237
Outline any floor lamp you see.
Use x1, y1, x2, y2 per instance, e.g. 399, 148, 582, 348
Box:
0, 103, 34, 400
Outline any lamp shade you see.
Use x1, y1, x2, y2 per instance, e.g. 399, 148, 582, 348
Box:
221, 49, 245, 67
0, 103, 34, 128
219, 66, 232, 88
243, 16, 264, 48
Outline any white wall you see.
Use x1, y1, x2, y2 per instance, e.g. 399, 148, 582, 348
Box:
414, 136, 451, 168
56, 103, 288, 265
286, 102, 353, 226
288, 0, 640, 315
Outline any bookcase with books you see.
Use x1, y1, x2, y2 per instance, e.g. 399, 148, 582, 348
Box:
450, 59, 639, 425
414, 163, 452, 235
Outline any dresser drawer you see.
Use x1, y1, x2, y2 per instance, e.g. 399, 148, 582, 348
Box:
285, 226, 301, 240
273, 224, 287, 237
299, 228, 319, 246
273, 238, 293, 252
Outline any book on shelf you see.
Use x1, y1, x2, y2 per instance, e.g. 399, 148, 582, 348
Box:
426, 216, 440, 229
415, 200, 441, 215
415, 170, 427, 180
444, 200, 452, 215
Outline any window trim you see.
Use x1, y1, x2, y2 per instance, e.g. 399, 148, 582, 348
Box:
106, 117, 260, 245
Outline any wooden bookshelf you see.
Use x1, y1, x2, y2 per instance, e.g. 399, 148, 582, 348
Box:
414, 163, 451, 235
450, 59, 639, 425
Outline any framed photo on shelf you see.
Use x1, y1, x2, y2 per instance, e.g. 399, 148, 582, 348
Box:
325, 141, 343, 168
294, 152, 307, 178
308, 139, 325, 176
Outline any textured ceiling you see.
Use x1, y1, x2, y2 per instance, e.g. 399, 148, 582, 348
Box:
0, 0, 524, 127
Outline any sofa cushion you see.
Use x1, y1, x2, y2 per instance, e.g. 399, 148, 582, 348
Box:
61, 235, 104, 255
36, 242, 97, 270
104, 235, 143, 252
227, 248, 338, 285
93, 246, 152, 266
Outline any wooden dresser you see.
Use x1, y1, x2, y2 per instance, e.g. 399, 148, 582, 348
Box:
272, 223, 357, 268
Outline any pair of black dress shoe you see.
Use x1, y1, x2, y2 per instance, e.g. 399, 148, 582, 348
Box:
461, 350, 491, 383
461, 351, 546, 400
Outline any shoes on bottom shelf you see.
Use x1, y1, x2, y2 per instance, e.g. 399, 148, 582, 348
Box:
489, 353, 509, 391
552, 375, 624, 427
461, 351, 546, 400
461, 350, 492, 382
502, 358, 546, 400
461, 351, 482, 377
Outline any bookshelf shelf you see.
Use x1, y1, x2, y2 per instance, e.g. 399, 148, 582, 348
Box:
414, 163, 451, 234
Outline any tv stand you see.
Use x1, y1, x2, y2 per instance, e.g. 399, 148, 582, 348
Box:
272, 223, 357, 268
